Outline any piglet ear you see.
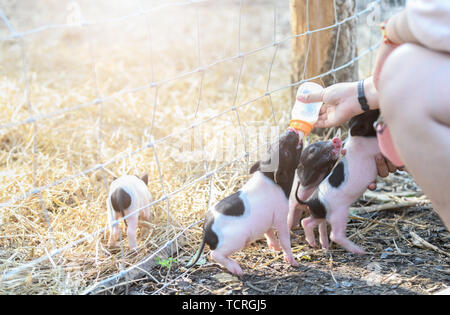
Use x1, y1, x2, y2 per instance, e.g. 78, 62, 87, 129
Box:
140, 173, 149, 186
249, 161, 261, 174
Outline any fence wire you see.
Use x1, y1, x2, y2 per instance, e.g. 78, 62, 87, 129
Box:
0, 0, 400, 293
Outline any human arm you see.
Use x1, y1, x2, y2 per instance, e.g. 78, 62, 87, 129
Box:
297, 76, 379, 129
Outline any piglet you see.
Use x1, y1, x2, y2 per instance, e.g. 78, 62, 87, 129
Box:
107, 174, 153, 250
300, 110, 380, 254
288, 137, 343, 230
187, 130, 302, 276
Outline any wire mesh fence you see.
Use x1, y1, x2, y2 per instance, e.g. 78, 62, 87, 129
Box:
0, 0, 404, 294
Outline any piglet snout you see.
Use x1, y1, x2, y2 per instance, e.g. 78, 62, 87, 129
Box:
332, 137, 342, 148
331, 137, 342, 156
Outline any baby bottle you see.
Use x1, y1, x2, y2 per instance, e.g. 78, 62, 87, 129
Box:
289, 82, 324, 136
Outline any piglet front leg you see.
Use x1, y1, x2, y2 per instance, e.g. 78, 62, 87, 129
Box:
318, 221, 329, 250
275, 221, 298, 267
109, 224, 120, 247
107, 210, 121, 247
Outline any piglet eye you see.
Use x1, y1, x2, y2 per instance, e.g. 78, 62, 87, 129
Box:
309, 147, 316, 154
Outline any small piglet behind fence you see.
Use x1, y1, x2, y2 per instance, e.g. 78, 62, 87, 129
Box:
107, 174, 153, 250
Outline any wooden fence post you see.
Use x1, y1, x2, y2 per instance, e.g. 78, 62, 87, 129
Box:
290, 0, 358, 104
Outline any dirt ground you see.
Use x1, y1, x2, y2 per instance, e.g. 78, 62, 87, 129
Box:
122, 173, 450, 295
132, 211, 449, 295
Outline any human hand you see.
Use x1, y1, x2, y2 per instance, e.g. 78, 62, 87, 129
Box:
297, 82, 363, 129
368, 153, 401, 190
297, 78, 380, 129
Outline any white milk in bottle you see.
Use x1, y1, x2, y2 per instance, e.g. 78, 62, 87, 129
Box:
289, 82, 324, 136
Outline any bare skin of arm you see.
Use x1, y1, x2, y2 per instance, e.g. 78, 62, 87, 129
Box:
373, 10, 419, 89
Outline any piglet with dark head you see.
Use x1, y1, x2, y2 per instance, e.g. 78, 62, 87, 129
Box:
300, 110, 381, 254
187, 130, 302, 276
288, 137, 343, 230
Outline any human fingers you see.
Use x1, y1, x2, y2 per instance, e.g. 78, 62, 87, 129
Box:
386, 158, 398, 173
297, 89, 325, 103
313, 111, 329, 128
314, 118, 332, 129
375, 153, 390, 178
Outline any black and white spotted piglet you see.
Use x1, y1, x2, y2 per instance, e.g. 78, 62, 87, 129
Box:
300, 110, 381, 254
107, 174, 153, 250
187, 130, 302, 276
288, 137, 343, 230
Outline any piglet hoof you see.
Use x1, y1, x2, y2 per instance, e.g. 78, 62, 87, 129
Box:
342, 243, 366, 255
284, 256, 299, 267
229, 266, 244, 277
306, 240, 318, 249
321, 243, 329, 251
347, 242, 366, 255
268, 242, 282, 252
351, 247, 366, 255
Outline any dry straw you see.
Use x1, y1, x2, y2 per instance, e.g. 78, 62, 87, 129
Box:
0, 0, 402, 295
0, 1, 300, 294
